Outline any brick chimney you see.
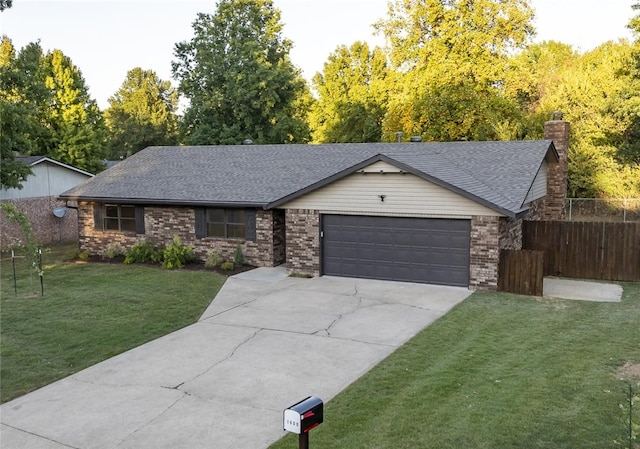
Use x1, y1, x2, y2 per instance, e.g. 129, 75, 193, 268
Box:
542, 111, 570, 220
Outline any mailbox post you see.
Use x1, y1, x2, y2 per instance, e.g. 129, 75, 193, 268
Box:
284, 396, 323, 449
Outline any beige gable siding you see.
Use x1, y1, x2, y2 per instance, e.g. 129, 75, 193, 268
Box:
281, 162, 502, 217
524, 162, 547, 205
357, 160, 405, 173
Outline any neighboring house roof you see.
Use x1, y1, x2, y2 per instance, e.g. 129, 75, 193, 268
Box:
59, 141, 557, 217
2, 156, 94, 201
16, 156, 95, 177
104, 160, 122, 169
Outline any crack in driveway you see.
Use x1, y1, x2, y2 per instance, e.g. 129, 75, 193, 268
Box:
116, 393, 187, 448
316, 294, 364, 337
178, 328, 263, 389
2, 424, 80, 449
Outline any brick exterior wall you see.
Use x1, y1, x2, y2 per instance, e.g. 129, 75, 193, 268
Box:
285, 209, 320, 277
469, 215, 500, 290
541, 117, 570, 220
78, 201, 145, 255
252, 209, 286, 266
78, 202, 284, 267
1, 197, 79, 249
499, 216, 523, 251
523, 197, 546, 222
271, 210, 286, 265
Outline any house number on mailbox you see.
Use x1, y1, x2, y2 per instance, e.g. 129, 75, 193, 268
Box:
283, 396, 323, 449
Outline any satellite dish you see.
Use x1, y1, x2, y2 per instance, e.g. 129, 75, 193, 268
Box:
53, 207, 67, 218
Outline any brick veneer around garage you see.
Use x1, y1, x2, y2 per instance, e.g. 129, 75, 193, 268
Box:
285, 209, 320, 277
469, 215, 501, 290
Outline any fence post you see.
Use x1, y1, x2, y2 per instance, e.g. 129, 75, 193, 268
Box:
568, 198, 573, 221
12, 249, 17, 295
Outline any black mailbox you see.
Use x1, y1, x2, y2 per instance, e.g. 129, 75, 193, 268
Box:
283, 396, 323, 434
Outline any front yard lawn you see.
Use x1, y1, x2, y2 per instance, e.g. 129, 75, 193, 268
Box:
1, 243, 226, 403
271, 283, 640, 449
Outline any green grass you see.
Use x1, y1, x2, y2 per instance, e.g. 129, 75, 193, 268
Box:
1, 243, 226, 403
271, 284, 640, 449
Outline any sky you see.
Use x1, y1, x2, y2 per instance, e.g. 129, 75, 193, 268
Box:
1, 0, 636, 110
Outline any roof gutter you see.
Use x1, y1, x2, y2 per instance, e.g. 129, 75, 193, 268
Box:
57, 195, 268, 209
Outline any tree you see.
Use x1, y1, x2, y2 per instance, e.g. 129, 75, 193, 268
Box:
1, 38, 106, 177
376, 0, 534, 141
0, 37, 42, 189
611, 2, 640, 165
531, 41, 640, 198
104, 68, 179, 158
503, 41, 578, 118
43, 49, 107, 173
377, 0, 534, 85
310, 42, 390, 143
172, 0, 310, 145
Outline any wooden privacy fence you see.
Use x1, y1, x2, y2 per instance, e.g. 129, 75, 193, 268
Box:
523, 221, 640, 282
498, 250, 544, 296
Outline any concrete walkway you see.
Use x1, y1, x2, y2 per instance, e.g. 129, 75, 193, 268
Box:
543, 277, 623, 302
1, 271, 472, 449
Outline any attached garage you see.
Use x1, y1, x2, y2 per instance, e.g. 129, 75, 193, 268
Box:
321, 214, 470, 287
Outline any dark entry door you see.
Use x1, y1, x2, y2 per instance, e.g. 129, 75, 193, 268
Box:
321, 215, 470, 286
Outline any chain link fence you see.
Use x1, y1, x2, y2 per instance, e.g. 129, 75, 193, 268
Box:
565, 198, 640, 222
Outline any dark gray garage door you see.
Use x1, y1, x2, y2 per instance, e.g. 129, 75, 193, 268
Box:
322, 215, 470, 286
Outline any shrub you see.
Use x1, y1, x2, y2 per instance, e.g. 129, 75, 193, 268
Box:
103, 244, 124, 259
78, 252, 90, 260
234, 244, 245, 266
162, 236, 195, 269
205, 250, 222, 268
124, 239, 162, 264
220, 261, 235, 271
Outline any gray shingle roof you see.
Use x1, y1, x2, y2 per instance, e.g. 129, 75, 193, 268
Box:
59, 141, 556, 216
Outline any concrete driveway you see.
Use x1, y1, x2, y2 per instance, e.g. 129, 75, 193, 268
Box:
1, 268, 472, 449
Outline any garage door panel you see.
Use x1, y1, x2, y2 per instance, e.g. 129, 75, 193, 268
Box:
322, 215, 470, 286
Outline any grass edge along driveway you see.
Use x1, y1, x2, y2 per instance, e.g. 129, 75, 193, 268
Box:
1, 243, 226, 403
271, 283, 640, 449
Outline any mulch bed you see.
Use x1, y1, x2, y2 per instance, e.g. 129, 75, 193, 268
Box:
69, 255, 256, 277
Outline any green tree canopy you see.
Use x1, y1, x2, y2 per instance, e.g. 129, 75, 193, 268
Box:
376, 0, 534, 141
1, 37, 106, 179
377, 0, 534, 86
521, 40, 640, 198
42, 49, 107, 173
0, 37, 43, 188
503, 40, 578, 118
611, 2, 640, 166
172, 0, 310, 145
104, 68, 179, 159
310, 41, 390, 143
